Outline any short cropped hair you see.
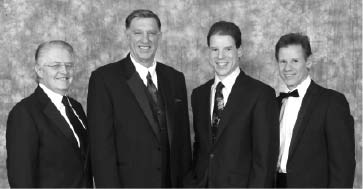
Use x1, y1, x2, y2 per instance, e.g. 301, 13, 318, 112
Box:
275, 33, 312, 61
125, 9, 161, 30
35, 40, 74, 64
207, 21, 242, 48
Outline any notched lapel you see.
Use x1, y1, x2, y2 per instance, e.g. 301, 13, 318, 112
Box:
214, 72, 246, 144
127, 72, 161, 141
43, 101, 79, 149
288, 82, 320, 160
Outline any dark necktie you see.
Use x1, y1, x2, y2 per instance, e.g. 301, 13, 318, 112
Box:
62, 96, 86, 150
211, 82, 224, 144
279, 89, 299, 99
146, 72, 159, 106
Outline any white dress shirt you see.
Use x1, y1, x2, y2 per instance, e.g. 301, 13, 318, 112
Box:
277, 76, 311, 173
130, 54, 158, 89
210, 67, 240, 120
39, 83, 85, 148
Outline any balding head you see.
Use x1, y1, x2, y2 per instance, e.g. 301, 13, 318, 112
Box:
34, 40, 75, 95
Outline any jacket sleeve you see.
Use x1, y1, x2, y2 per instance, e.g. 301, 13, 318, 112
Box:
87, 71, 121, 187
248, 87, 280, 187
326, 92, 355, 187
6, 104, 39, 187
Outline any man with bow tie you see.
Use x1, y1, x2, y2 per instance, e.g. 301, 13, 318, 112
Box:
275, 33, 355, 188
6, 40, 92, 187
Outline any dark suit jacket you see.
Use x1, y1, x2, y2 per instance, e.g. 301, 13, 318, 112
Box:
6, 86, 92, 188
184, 70, 279, 187
277, 80, 355, 188
87, 54, 192, 187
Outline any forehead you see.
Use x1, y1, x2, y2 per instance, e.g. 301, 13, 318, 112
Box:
209, 34, 236, 47
128, 17, 159, 31
40, 46, 73, 63
278, 44, 304, 58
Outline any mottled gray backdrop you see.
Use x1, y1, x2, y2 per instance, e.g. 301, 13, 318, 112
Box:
0, 0, 361, 187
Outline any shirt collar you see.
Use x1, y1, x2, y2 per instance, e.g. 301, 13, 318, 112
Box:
130, 53, 157, 81
283, 75, 311, 98
39, 83, 64, 107
213, 67, 240, 91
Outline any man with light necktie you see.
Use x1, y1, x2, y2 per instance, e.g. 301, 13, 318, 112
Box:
183, 21, 279, 188
275, 33, 355, 188
6, 40, 92, 187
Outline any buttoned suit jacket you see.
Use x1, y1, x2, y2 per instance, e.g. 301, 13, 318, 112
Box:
276, 80, 355, 187
184, 70, 279, 187
87, 54, 192, 187
6, 86, 92, 188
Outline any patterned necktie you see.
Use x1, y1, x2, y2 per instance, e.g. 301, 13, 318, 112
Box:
146, 72, 158, 105
62, 96, 85, 150
211, 82, 224, 144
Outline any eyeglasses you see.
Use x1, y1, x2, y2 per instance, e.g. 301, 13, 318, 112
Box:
42, 62, 75, 70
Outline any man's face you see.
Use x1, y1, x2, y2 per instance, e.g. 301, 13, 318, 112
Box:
126, 17, 161, 67
35, 47, 74, 95
277, 44, 311, 90
209, 34, 241, 80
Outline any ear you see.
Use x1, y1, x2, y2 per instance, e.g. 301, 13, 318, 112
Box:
306, 57, 312, 69
237, 47, 243, 58
34, 64, 43, 79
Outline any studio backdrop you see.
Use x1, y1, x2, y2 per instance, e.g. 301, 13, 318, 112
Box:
0, 0, 361, 187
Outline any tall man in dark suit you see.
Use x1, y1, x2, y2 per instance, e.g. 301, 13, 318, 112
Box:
275, 33, 355, 187
6, 40, 92, 187
87, 9, 191, 187
184, 21, 279, 187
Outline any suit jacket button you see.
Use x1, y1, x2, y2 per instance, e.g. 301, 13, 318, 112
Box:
210, 153, 214, 159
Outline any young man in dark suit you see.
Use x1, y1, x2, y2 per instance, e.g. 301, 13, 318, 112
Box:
275, 33, 355, 187
87, 9, 191, 187
6, 40, 92, 187
184, 21, 279, 188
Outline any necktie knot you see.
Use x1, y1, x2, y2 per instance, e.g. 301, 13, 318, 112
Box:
62, 96, 70, 107
216, 82, 224, 93
279, 89, 299, 99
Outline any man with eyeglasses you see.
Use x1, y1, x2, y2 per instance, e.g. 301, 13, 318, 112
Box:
87, 9, 191, 187
6, 40, 92, 187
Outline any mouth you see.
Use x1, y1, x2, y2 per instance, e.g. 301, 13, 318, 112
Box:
216, 61, 228, 67
57, 77, 71, 81
138, 45, 151, 50
284, 73, 296, 78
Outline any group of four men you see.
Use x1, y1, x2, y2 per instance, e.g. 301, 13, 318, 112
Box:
6, 9, 355, 188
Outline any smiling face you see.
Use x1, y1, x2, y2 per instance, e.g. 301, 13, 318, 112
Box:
126, 17, 161, 68
209, 34, 241, 80
35, 46, 74, 95
277, 44, 311, 90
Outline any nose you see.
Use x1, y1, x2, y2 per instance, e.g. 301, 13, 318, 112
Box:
142, 33, 149, 43
218, 50, 224, 59
283, 61, 292, 71
58, 64, 72, 74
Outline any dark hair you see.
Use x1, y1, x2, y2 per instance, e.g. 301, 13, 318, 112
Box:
275, 33, 312, 60
207, 21, 242, 48
35, 40, 74, 63
125, 9, 161, 30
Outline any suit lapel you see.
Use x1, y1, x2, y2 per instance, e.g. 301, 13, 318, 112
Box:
288, 81, 320, 160
35, 87, 79, 150
127, 72, 161, 141
198, 80, 213, 148
156, 64, 174, 146
123, 56, 160, 141
214, 71, 246, 143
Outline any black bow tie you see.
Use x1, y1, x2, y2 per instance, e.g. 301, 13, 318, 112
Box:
279, 89, 299, 99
